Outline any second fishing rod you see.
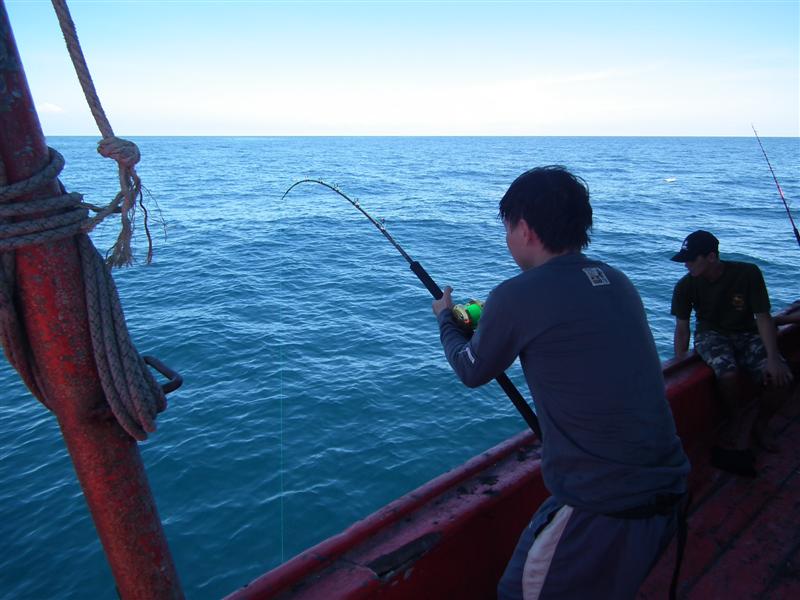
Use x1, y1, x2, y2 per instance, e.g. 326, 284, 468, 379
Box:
752, 125, 800, 249
282, 179, 543, 441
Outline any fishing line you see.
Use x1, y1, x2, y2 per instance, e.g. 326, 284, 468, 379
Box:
752, 125, 800, 249
278, 221, 286, 563
281, 179, 542, 440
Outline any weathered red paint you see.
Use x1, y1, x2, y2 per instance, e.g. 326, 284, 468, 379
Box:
225, 430, 546, 600
0, 6, 182, 599
226, 319, 799, 599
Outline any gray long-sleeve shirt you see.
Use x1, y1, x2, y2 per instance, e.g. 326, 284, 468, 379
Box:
438, 252, 689, 514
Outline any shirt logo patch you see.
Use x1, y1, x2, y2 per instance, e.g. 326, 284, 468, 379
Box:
583, 267, 610, 287
731, 293, 745, 310
462, 346, 476, 364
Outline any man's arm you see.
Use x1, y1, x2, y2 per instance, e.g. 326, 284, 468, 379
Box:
433, 285, 519, 389
670, 277, 693, 359
755, 312, 794, 386
674, 318, 691, 358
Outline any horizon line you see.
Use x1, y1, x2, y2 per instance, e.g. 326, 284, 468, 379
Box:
44, 133, 800, 138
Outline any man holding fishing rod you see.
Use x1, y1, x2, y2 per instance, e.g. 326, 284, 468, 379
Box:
432, 166, 690, 600
670, 230, 794, 477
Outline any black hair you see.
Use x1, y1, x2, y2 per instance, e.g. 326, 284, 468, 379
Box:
498, 165, 592, 253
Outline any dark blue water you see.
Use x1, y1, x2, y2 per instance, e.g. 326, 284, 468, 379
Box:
1, 137, 798, 599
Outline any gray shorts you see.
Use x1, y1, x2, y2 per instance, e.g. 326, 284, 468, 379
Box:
694, 330, 767, 381
497, 496, 678, 599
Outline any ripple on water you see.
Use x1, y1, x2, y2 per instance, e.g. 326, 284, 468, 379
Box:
2, 136, 797, 599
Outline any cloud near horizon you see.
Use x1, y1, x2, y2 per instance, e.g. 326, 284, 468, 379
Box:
38, 102, 64, 114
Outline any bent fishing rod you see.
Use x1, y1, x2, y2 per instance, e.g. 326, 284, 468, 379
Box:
282, 179, 543, 441
752, 125, 800, 249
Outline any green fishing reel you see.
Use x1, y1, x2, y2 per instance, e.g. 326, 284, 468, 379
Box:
452, 299, 484, 331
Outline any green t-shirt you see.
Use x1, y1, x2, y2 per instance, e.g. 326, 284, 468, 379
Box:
670, 261, 771, 335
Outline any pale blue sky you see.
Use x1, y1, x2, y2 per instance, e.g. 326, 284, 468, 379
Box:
5, 0, 799, 136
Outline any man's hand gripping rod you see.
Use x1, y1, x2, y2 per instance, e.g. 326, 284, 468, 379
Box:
282, 179, 543, 441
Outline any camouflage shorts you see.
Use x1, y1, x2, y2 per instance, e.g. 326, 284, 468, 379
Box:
694, 330, 767, 381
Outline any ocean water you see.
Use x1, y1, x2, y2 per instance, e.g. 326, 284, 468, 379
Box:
1, 136, 798, 599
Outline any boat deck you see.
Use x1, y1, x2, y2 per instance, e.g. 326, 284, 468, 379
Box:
639, 388, 800, 600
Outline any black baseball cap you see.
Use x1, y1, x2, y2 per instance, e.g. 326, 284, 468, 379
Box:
671, 230, 719, 262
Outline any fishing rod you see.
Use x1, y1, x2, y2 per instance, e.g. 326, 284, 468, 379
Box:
281, 179, 543, 441
752, 125, 800, 248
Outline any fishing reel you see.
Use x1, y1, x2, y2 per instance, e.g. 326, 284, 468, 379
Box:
452, 299, 484, 331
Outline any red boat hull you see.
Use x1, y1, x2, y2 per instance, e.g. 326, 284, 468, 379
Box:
226, 318, 800, 599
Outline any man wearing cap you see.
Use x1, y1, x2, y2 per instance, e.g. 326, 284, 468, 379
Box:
670, 230, 793, 476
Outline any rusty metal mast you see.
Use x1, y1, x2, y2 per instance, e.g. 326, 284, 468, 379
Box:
0, 4, 182, 597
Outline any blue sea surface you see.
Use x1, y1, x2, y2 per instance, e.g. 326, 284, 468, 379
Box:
1, 136, 798, 599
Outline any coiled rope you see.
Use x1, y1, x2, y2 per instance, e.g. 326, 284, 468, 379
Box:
0, 0, 170, 439
0, 149, 167, 440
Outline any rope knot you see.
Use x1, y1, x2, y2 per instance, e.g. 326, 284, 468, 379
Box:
97, 136, 140, 170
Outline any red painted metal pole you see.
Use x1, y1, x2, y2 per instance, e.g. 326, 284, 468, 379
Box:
0, 5, 183, 599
